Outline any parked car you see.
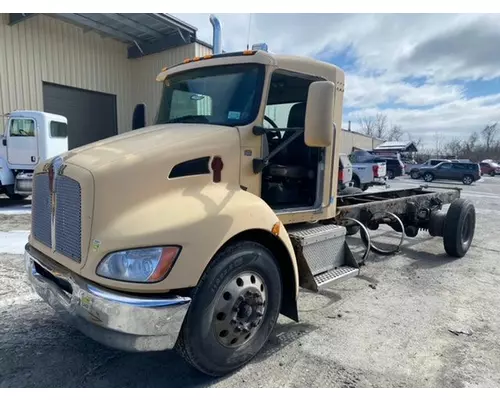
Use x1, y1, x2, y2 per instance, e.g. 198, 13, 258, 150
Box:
480, 161, 500, 176
419, 161, 481, 185
409, 158, 451, 179
352, 150, 404, 180
379, 154, 405, 180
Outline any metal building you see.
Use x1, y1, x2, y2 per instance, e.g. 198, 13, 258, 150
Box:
1, 13, 384, 154
0, 13, 212, 149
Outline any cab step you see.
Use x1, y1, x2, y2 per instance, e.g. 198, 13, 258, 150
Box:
287, 223, 359, 292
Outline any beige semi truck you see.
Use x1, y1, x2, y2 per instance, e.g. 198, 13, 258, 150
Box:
24, 44, 476, 377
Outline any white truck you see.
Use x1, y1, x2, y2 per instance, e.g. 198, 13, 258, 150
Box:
0, 110, 68, 199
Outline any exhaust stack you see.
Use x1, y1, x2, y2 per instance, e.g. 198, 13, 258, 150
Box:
209, 14, 222, 54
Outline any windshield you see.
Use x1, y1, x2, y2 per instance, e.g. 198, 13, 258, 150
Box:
155, 63, 266, 127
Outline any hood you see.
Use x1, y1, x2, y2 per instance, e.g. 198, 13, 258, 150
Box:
57, 123, 239, 172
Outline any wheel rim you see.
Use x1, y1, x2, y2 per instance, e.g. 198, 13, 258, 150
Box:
461, 211, 473, 245
411, 172, 418, 179
424, 174, 432, 181
464, 176, 472, 184
212, 272, 267, 348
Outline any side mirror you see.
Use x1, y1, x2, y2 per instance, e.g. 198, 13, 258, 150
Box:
132, 103, 146, 130
304, 81, 335, 147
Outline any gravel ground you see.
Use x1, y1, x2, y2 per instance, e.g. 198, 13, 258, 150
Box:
0, 177, 499, 388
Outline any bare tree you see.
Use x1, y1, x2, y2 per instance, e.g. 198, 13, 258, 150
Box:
481, 123, 498, 151
374, 113, 388, 139
433, 132, 444, 156
358, 112, 390, 139
444, 138, 462, 157
387, 124, 405, 141
358, 116, 376, 137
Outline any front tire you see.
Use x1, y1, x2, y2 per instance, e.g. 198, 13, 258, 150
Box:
423, 172, 434, 182
176, 241, 282, 377
410, 170, 420, 179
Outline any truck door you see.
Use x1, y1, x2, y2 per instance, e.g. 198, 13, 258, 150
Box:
6, 117, 38, 166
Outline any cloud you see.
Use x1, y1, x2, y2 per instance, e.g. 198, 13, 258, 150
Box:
173, 13, 500, 147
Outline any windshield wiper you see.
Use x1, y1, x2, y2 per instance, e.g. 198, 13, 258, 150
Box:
165, 115, 210, 124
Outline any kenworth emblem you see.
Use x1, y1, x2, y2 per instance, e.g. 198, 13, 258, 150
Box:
48, 156, 64, 252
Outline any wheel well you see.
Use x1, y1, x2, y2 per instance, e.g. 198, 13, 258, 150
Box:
217, 229, 299, 322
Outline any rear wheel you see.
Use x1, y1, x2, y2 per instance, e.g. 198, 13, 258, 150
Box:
489, 171, 495, 177
387, 169, 395, 180
176, 241, 282, 376
462, 175, 473, 185
410, 170, 420, 179
443, 198, 475, 257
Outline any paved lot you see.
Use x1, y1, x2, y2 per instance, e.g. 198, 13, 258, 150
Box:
1, 176, 499, 387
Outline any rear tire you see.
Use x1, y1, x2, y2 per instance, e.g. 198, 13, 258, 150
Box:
410, 170, 420, 179
462, 175, 473, 185
489, 171, 495, 177
443, 198, 475, 257
339, 187, 363, 235
175, 241, 282, 377
387, 169, 395, 180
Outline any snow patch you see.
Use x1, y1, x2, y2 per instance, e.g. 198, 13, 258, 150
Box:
0, 231, 30, 254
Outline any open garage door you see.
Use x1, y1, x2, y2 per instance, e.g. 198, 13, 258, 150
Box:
43, 82, 118, 150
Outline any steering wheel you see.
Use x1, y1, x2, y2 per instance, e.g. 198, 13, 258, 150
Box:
264, 115, 279, 129
264, 115, 281, 142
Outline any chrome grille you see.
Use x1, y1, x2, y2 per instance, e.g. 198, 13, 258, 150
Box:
55, 176, 82, 263
31, 173, 82, 263
32, 174, 52, 248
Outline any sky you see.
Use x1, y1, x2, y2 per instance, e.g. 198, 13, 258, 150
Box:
173, 13, 500, 148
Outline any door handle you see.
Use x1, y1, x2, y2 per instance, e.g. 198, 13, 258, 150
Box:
31, 156, 36, 162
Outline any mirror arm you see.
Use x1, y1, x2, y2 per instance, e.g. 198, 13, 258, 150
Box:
252, 128, 304, 174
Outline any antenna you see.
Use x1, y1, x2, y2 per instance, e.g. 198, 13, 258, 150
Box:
246, 13, 252, 50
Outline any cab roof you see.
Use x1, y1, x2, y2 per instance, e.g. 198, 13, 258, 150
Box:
155, 50, 345, 88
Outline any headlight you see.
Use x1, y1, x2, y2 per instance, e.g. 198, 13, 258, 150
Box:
96, 246, 181, 283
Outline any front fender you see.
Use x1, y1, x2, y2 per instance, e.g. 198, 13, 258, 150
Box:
81, 184, 298, 295
0, 157, 15, 187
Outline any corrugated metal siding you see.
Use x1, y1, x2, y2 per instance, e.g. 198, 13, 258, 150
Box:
194, 42, 213, 57
131, 43, 198, 125
0, 14, 133, 134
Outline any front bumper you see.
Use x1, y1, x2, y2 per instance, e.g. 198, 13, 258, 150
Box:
24, 244, 191, 352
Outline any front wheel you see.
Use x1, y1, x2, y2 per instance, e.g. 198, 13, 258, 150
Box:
423, 172, 434, 182
176, 241, 282, 377
489, 171, 495, 177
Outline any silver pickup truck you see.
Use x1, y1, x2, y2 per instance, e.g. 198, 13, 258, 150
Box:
349, 151, 387, 191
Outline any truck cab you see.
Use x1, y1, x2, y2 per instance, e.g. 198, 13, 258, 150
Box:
0, 110, 68, 198
24, 45, 476, 378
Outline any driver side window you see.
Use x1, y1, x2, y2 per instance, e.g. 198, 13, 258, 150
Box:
264, 103, 300, 137
10, 118, 35, 137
